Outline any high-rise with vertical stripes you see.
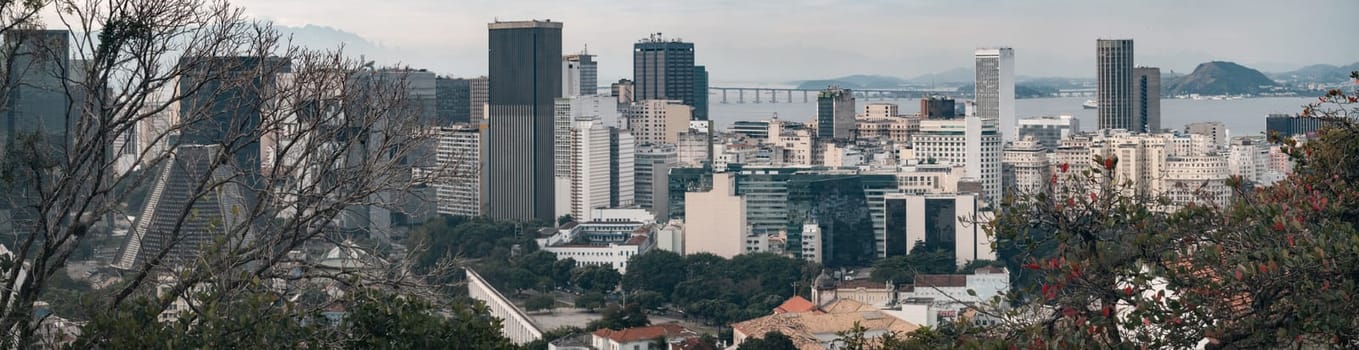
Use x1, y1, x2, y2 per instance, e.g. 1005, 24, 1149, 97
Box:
1097, 39, 1135, 131
484, 20, 562, 221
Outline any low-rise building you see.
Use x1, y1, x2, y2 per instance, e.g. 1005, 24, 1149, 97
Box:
591, 323, 700, 350
732, 297, 919, 350
535, 219, 655, 273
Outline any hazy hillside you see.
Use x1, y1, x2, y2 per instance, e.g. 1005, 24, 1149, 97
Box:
1270, 62, 1359, 83
1165, 61, 1279, 95
794, 74, 908, 90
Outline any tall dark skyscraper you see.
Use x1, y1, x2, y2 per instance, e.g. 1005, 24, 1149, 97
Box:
485, 20, 562, 221
1133, 66, 1161, 133
177, 56, 290, 179
816, 86, 855, 140
1097, 39, 1134, 131
3, 29, 71, 150
633, 34, 708, 120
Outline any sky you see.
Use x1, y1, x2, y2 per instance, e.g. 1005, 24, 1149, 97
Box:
179, 0, 1359, 83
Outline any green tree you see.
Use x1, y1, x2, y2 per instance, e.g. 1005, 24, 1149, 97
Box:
525, 294, 557, 312
571, 265, 622, 293
552, 258, 577, 288
630, 290, 667, 311
586, 303, 650, 330
622, 250, 686, 296
737, 331, 797, 350
340, 291, 518, 349
870, 243, 956, 284
575, 292, 606, 312
557, 214, 574, 226
958, 259, 1004, 274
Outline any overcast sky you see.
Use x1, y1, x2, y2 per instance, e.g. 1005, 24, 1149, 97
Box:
226, 0, 1357, 83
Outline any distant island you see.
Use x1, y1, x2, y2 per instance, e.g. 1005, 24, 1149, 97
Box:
1165, 61, 1281, 96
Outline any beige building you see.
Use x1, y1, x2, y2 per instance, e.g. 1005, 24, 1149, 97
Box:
855, 115, 917, 143
683, 172, 747, 258
863, 102, 900, 118
733, 297, 919, 350
625, 99, 691, 145
1002, 137, 1051, 200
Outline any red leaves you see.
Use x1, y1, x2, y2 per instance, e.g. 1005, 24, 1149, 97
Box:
1089, 193, 1098, 202
1324, 280, 1331, 290
1124, 286, 1134, 296
1022, 262, 1041, 270
1050, 174, 1058, 185
1042, 283, 1058, 300
1101, 305, 1112, 318
1048, 257, 1061, 270
1287, 234, 1295, 247
1171, 316, 1184, 325
1061, 307, 1079, 318
1059, 162, 1070, 173
1103, 157, 1115, 170
1258, 263, 1269, 274
1067, 197, 1076, 208
1349, 96, 1358, 103
1235, 269, 1244, 280
1272, 221, 1286, 232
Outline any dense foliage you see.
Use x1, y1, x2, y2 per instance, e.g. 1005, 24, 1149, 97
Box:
621, 251, 820, 325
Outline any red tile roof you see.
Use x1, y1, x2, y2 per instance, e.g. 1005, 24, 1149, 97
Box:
593, 323, 691, 344
773, 296, 817, 314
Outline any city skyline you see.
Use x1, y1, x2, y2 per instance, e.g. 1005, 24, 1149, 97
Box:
208, 0, 1357, 82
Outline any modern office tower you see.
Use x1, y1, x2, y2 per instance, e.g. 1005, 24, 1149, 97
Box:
883, 193, 994, 265
177, 56, 291, 181
563, 50, 597, 97
912, 116, 1002, 204
611, 79, 635, 105
1185, 121, 1227, 147
974, 48, 1014, 132
865, 103, 900, 118
635, 144, 677, 217
1266, 113, 1335, 138
484, 20, 562, 221
468, 76, 489, 125
436, 76, 472, 124
692, 65, 709, 120
1097, 39, 1135, 131
783, 172, 895, 265
684, 172, 747, 258
625, 99, 692, 145
1002, 138, 1050, 200
1163, 155, 1231, 209
816, 86, 856, 140
1015, 115, 1080, 151
609, 128, 635, 208
1134, 66, 1161, 132
2, 29, 71, 151
113, 145, 251, 270
634, 33, 708, 120
433, 124, 482, 217
919, 96, 956, 119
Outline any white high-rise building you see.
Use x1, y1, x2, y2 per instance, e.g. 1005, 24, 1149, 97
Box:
434, 125, 482, 217
555, 96, 624, 179
625, 100, 692, 145
1185, 121, 1227, 148
556, 120, 617, 222
912, 116, 1002, 204
1003, 138, 1050, 200
975, 48, 1015, 137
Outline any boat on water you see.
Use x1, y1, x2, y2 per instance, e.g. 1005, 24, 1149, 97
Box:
1082, 100, 1098, 109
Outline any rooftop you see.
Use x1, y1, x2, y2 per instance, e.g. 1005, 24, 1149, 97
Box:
593, 323, 692, 344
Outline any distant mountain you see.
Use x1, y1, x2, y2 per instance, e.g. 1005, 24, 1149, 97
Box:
1270, 62, 1359, 83
794, 74, 908, 90
1165, 61, 1280, 96
908, 67, 975, 84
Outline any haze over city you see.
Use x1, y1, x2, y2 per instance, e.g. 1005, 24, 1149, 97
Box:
218, 0, 1359, 82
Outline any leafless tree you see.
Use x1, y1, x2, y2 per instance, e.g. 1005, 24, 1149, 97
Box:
0, 0, 456, 346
